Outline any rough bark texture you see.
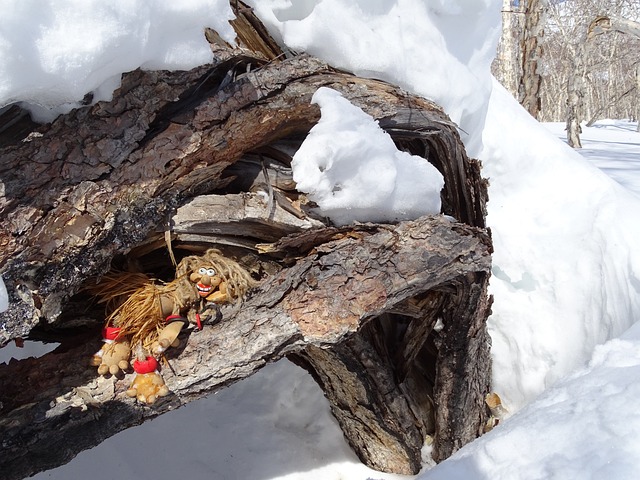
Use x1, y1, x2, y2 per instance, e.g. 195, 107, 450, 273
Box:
0, 6, 492, 478
518, 0, 545, 119
0, 217, 491, 478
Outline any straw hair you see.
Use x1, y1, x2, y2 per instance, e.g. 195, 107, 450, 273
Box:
91, 249, 257, 351
175, 248, 257, 302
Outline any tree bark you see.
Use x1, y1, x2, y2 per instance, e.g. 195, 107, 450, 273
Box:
492, 0, 526, 98
566, 39, 586, 148
0, 217, 491, 479
0, 7, 492, 477
588, 15, 640, 40
567, 14, 640, 146
518, 0, 545, 119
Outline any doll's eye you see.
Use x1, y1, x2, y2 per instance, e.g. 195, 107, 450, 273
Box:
198, 267, 208, 275
206, 268, 216, 276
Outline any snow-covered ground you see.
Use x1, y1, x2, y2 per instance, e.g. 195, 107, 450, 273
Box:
2, 0, 640, 479
420, 305, 640, 480
544, 120, 640, 198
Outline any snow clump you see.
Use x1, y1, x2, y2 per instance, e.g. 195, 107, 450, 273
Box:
292, 87, 444, 226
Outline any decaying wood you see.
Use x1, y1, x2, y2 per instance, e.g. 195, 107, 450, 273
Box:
0, 217, 490, 478
293, 267, 492, 471
0, 6, 492, 477
170, 192, 323, 242
0, 50, 485, 342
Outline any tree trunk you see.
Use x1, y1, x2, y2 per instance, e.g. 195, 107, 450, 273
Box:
569, 14, 640, 145
1, 216, 491, 479
566, 39, 585, 148
518, 0, 545, 119
637, 65, 640, 133
0, 5, 492, 478
588, 15, 640, 40
492, 0, 526, 98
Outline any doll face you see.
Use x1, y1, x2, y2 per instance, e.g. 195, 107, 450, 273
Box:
189, 266, 222, 298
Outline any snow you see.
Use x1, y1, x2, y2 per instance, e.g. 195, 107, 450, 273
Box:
1, 0, 640, 479
247, 0, 500, 158
544, 120, 640, 197
27, 121, 640, 480
419, 317, 640, 480
29, 359, 410, 480
0, 0, 236, 122
250, 0, 640, 414
291, 87, 444, 226
0, 339, 58, 364
481, 81, 640, 411
0, 276, 7, 313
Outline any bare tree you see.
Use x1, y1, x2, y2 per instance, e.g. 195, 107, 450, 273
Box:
493, 0, 526, 98
494, 0, 640, 142
566, 29, 587, 148
519, 0, 547, 119
544, 1, 640, 146
588, 14, 640, 130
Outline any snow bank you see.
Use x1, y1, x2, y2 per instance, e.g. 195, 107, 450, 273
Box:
248, 0, 640, 412
292, 87, 444, 225
4, 0, 640, 478
0, 0, 236, 121
419, 319, 640, 480
482, 82, 640, 409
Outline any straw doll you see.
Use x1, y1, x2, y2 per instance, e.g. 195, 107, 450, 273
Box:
90, 249, 256, 404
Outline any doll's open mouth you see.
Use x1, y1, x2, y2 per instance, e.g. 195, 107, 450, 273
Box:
196, 283, 212, 296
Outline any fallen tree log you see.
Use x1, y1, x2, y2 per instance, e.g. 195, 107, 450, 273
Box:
0, 7, 492, 477
0, 216, 491, 478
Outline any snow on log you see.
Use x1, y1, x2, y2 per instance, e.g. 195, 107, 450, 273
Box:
0, 5, 492, 477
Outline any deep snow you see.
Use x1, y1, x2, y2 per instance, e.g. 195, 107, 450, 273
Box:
0, 0, 235, 121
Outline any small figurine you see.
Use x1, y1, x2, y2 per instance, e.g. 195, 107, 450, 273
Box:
90, 326, 130, 376
126, 355, 169, 405
89, 248, 256, 404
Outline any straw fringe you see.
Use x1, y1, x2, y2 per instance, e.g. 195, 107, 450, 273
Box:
91, 249, 257, 353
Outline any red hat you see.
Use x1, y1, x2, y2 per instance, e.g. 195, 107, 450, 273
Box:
102, 326, 121, 341
133, 356, 159, 374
